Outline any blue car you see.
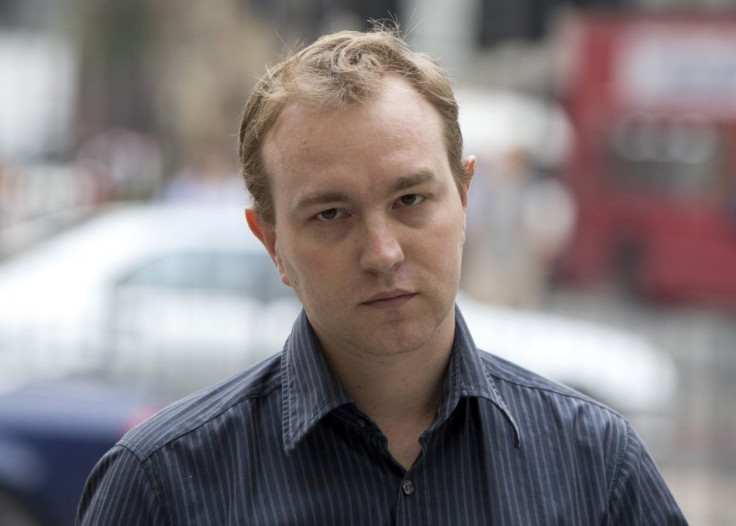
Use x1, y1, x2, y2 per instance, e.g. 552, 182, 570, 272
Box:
0, 374, 161, 526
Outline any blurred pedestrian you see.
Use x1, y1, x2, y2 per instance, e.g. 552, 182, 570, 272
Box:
463, 146, 574, 307
77, 26, 685, 525
158, 144, 243, 205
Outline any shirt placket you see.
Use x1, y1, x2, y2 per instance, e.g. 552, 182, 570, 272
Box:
394, 463, 428, 526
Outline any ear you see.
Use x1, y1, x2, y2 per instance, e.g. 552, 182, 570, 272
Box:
460, 155, 476, 208
245, 207, 292, 287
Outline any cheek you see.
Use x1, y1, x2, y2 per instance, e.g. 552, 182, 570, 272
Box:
444, 218, 468, 278
415, 218, 465, 276
435, 211, 467, 253
273, 237, 296, 287
275, 239, 332, 296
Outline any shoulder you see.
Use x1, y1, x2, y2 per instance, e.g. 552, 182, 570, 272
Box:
477, 350, 686, 521
477, 348, 630, 436
478, 349, 634, 480
119, 353, 283, 461
478, 348, 602, 400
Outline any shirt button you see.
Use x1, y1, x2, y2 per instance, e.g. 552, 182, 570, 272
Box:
401, 480, 415, 496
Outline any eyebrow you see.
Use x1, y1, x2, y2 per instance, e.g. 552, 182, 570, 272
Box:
390, 170, 436, 193
293, 171, 437, 212
293, 191, 350, 212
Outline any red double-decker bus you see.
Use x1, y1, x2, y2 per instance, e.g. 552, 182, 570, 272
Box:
555, 11, 736, 305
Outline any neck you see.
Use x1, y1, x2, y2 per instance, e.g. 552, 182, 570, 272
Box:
348, 350, 448, 420
322, 334, 453, 469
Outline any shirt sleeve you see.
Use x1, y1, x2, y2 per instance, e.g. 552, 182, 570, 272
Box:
607, 423, 688, 525
76, 444, 168, 526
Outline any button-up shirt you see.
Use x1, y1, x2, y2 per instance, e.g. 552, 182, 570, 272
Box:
77, 307, 687, 525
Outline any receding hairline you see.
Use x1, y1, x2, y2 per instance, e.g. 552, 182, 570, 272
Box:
261, 72, 433, 149
259, 72, 448, 193
239, 27, 466, 226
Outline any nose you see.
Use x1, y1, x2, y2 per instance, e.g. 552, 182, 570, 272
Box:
359, 218, 404, 273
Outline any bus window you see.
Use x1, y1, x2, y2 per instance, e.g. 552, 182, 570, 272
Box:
606, 112, 725, 198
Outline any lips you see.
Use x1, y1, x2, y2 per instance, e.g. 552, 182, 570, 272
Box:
361, 290, 416, 309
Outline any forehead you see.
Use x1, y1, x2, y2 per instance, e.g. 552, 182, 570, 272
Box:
261, 76, 446, 174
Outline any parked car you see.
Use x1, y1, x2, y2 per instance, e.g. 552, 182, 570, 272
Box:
0, 204, 297, 396
0, 204, 677, 427
0, 374, 160, 526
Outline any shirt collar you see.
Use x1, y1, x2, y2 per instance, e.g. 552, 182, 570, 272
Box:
440, 306, 521, 447
281, 310, 353, 453
281, 305, 520, 453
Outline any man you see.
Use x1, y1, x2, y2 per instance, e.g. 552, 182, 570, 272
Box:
77, 28, 686, 524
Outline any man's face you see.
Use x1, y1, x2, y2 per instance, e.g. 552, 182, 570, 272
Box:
250, 75, 471, 362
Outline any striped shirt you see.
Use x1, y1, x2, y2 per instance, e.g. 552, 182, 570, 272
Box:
77, 307, 686, 525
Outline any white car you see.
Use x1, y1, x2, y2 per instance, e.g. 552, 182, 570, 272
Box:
0, 204, 299, 395
0, 204, 677, 428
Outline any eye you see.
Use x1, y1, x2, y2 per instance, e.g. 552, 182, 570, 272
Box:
315, 208, 345, 222
397, 194, 425, 207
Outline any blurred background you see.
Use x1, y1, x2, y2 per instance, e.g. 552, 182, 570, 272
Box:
1, 0, 735, 524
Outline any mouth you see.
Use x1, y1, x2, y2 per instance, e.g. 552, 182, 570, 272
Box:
361, 290, 417, 309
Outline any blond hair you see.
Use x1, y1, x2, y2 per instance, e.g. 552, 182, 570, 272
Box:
238, 27, 465, 225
